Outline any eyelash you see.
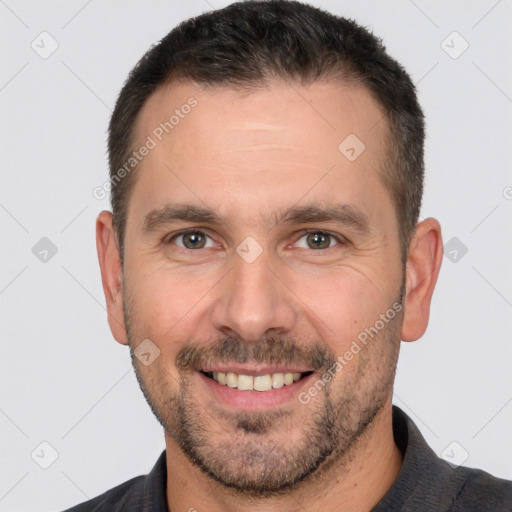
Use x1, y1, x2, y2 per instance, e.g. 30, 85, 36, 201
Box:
165, 228, 348, 251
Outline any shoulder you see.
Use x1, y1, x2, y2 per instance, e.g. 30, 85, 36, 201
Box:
380, 407, 512, 511
452, 465, 512, 511
60, 475, 146, 512
60, 450, 168, 512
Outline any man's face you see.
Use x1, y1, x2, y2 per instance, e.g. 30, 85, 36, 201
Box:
121, 80, 405, 494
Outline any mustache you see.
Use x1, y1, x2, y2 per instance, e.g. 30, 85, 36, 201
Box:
175, 336, 336, 373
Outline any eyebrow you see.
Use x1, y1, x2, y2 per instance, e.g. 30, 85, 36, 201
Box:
143, 204, 224, 233
142, 203, 371, 234
275, 204, 371, 233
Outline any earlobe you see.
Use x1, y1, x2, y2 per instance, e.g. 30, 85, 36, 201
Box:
401, 218, 443, 342
96, 211, 128, 345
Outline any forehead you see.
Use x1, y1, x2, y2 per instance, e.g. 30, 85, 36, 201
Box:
129, 79, 392, 229
136, 78, 385, 153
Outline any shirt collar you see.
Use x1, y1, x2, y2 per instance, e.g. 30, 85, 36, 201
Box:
141, 449, 168, 511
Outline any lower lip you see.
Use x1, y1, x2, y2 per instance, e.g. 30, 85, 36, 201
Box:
198, 372, 315, 412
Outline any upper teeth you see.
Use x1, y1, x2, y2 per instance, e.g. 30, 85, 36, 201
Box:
211, 371, 302, 391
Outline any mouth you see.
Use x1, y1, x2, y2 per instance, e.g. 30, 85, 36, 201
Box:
198, 366, 317, 411
200, 370, 314, 392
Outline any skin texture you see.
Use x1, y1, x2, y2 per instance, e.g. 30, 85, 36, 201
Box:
97, 79, 443, 511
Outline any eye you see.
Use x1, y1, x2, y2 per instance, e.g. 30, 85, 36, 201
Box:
169, 230, 216, 250
294, 230, 343, 250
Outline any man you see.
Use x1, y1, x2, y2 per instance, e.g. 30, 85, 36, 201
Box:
63, 1, 511, 510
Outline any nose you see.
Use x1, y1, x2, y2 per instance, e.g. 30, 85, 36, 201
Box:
211, 250, 298, 343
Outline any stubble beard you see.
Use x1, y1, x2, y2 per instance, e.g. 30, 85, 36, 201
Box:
124, 290, 404, 496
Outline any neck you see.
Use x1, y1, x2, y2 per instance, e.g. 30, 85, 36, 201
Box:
165, 401, 402, 512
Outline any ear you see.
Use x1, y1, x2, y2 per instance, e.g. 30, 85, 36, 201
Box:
401, 218, 443, 342
96, 211, 128, 345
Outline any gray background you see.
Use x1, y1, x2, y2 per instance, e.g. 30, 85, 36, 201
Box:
1, 0, 511, 510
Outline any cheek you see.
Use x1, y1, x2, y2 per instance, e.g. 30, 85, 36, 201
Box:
124, 266, 200, 338
124, 273, 202, 384
292, 269, 390, 350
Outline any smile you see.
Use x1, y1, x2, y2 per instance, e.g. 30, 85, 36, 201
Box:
201, 370, 314, 391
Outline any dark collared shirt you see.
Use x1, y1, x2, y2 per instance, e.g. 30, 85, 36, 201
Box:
62, 406, 512, 511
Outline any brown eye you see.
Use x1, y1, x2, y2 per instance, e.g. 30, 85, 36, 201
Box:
173, 231, 213, 249
305, 232, 334, 249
